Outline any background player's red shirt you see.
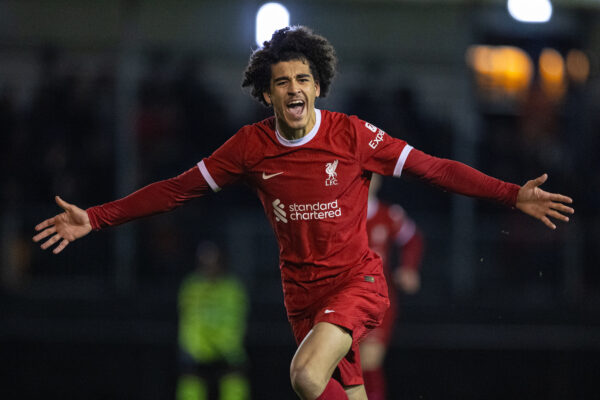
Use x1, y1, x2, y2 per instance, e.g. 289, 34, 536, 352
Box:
365, 199, 424, 343
366, 199, 423, 275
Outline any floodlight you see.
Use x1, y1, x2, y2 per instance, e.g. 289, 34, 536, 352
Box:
507, 0, 552, 23
256, 3, 290, 47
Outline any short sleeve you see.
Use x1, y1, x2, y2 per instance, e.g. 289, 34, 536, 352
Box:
198, 128, 248, 192
351, 116, 413, 177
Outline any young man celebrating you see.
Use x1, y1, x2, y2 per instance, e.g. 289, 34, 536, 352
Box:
34, 26, 574, 400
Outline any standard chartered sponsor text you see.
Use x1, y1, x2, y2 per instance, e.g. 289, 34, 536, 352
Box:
289, 199, 342, 221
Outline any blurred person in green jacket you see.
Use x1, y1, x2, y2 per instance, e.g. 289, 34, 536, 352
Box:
177, 240, 249, 400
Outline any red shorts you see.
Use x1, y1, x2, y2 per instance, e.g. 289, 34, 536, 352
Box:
288, 270, 390, 386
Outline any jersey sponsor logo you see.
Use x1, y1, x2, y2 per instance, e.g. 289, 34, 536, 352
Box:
262, 171, 284, 180
272, 199, 288, 223
325, 160, 339, 186
365, 122, 378, 133
272, 198, 342, 223
368, 128, 386, 149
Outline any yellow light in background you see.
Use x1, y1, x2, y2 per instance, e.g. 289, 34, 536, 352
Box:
539, 48, 566, 101
539, 48, 564, 79
466, 45, 496, 91
466, 45, 533, 100
466, 45, 492, 74
498, 46, 534, 95
566, 49, 590, 84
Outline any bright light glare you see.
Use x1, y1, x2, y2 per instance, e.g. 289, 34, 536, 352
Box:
507, 0, 552, 23
256, 3, 290, 47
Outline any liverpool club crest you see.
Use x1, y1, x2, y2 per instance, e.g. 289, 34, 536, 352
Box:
325, 160, 339, 186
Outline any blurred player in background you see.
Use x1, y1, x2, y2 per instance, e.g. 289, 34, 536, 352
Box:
177, 241, 249, 400
361, 174, 424, 400
34, 26, 574, 400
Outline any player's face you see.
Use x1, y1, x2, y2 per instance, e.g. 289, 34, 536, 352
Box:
263, 59, 320, 140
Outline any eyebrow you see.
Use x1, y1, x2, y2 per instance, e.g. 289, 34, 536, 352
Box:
273, 73, 312, 83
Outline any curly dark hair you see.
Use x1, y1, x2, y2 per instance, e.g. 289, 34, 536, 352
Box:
242, 26, 337, 106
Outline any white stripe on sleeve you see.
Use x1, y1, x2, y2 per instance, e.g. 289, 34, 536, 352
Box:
197, 160, 221, 192
393, 144, 414, 177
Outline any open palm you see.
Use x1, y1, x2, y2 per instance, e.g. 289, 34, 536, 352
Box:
516, 174, 574, 230
33, 196, 92, 254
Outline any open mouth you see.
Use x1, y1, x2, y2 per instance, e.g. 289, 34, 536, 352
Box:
286, 99, 305, 119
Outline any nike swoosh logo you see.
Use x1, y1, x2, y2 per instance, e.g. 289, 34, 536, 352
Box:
324, 309, 335, 314
262, 172, 284, 180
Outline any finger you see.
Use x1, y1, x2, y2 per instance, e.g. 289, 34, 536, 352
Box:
531, 173, 548, 187
550, 202, 575, 214
548, 193, 573, 204
33, 226, 56, 242
40, 233, 62, 250
536, 188, 573, 204
53, 239, 70, 254
547, 209, 569, 222
55, 195, 72, 211
35, 217, 57, 231
540, 215, 556, 230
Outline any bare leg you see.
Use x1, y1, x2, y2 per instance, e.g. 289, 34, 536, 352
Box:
344, 384, 368, 400
290, 322, 352, 399
360, 337, 387, 400
359, 338, 386, 371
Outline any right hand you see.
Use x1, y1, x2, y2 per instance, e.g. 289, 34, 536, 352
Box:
33, 196, 92, 254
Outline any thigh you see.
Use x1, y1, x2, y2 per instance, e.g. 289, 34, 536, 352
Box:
345, 384, 368, 400
288, 272, 389, 387
359, 338, 386, 371
291, 322, 353, 382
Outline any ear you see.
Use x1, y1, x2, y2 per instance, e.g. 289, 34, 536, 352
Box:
315, 81, 321, 98
263, 91, 271, 105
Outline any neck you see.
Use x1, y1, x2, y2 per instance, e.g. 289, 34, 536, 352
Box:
276, 109, 316, 140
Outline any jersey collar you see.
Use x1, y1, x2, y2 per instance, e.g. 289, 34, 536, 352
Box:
275, 109, 321, 147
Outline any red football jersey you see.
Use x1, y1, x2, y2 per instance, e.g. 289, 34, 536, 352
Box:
200, 109, 412, 316
87, 108, 519, 317
366, 199, 419, 272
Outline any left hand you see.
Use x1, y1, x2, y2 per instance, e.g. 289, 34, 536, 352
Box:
516, 174, 574, 230
33, 196, 92, 254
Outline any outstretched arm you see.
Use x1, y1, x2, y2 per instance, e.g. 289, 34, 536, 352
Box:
33, 166, 210, 254
33, 196, 92, 254
403, 149, 574, 229
516, 173, 574, 229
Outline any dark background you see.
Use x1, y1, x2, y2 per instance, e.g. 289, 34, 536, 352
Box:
1, 1, 599, 399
